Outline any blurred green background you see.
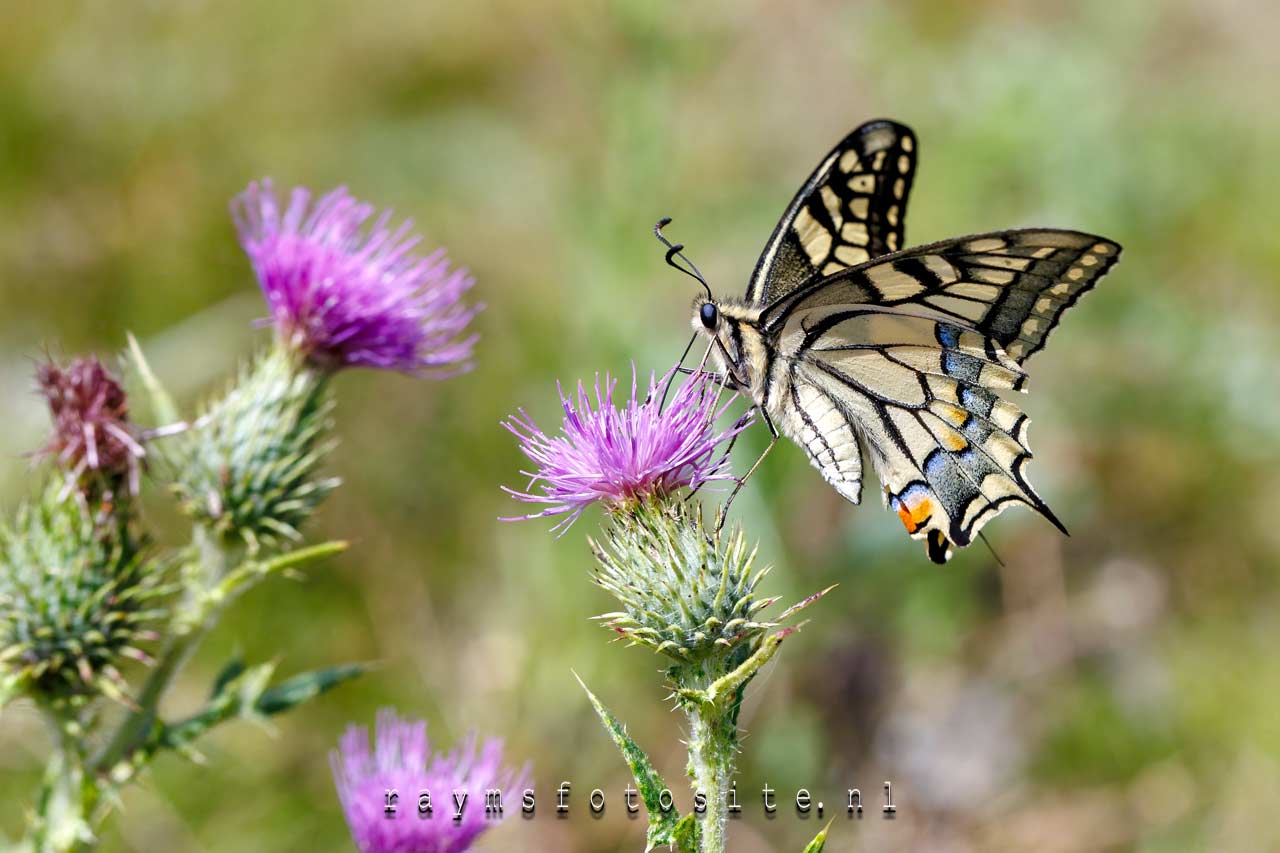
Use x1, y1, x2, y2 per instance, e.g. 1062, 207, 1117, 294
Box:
2, 1, 1277, 851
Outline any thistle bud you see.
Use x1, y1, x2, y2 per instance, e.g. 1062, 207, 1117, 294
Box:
0, 482, 164, 707
35, 356, 144, 498
590, 501, 780, 662
168, 347, 339, 552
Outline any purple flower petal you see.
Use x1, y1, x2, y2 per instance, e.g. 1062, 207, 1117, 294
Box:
502, 365, 751, 532
330, 709, 529, 853
232, 180, 480, 375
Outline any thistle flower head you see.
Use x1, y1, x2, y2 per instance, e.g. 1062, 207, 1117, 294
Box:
232, 180, 480, 375
591, 500, 788, 661
330, 709, 529, 853
35, 356, 144, 495
502, 367, 749, 532
0, 482, 164, 707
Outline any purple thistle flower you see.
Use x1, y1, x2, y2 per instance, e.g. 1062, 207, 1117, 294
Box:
35, 356, 144, 494
232, 180, 480, 375
502, 366, 750, 532
330, 709, 529, 853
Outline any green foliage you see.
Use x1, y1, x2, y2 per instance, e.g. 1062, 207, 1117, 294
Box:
575, 672, 696, 852
587, 499, 831, 852
97, 657, 367, 808
167, 347, 339, 553
801, 819, 833, 852
146, 660, 368, 765
0, 483, 166, 707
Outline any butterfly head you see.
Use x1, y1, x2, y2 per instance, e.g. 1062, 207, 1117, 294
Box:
690, 295, 726, 354
689, 295, 767, 396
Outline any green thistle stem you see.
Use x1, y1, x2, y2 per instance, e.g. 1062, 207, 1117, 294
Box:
672, 634, 793, 853
90, 525, 235, 787
680, 671, 736, 853
32, 711, 93, 853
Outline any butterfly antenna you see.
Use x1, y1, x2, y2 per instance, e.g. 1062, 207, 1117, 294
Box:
978, 531, 1007, 569
654, 217, 713, 412
654, 217, 713, 300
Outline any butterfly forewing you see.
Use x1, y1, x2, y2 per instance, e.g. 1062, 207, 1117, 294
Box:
763, 229, 1121, 365
746, 119, 917, 307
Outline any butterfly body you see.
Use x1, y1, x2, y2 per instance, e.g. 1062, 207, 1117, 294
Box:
690, 120, 1121, 563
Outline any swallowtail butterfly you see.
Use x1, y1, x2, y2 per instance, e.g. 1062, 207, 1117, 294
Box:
685, 119, 1120, 563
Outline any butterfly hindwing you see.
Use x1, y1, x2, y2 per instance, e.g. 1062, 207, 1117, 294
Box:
771, 306, 1061, 562
747, 119, 917, 307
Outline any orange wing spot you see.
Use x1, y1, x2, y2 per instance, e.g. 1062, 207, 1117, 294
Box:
896, 495, 934, 534
936, 402, 968, 427
942, 430, 968, 452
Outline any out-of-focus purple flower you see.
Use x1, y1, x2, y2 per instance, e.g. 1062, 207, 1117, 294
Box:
35, 356, 144, 493
232, 180, 480, 375
502, 366, 750, 532
330, 709, 528, 853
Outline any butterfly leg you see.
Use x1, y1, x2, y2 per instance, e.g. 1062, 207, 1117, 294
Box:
674, 365, 741, 390
684, 408, 756, 507
715, 410, 779, 531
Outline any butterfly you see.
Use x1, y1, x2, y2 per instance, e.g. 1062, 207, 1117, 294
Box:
675, 118, 1121, 563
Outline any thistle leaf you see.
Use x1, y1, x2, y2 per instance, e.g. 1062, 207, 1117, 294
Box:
572, 672, 683, 850
210, 655, 247, 699
680, 628, 793, 714
124, 332, 180, 426
145, 662, 366, 761
217, 540, 348, 602
256, 663, 368, 716
802, 818, 834, 852
671, 813, 701, 853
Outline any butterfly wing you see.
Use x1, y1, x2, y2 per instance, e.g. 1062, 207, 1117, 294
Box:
762, 229, 1121, 561
762, 229, 1122, 364
746, 119, 917, 307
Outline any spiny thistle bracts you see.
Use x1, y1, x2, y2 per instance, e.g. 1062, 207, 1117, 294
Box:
591, 501, 789, 662
0, 482, 165, 707
168, 347, 338, 552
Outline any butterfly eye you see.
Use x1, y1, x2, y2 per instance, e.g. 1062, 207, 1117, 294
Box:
699, 302, 718, 329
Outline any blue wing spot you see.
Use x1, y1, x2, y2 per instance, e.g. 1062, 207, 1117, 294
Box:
960, 385, 996, 417
944, 352, 981, 384
936, 323, 961, 349
924, 450, 947, 479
